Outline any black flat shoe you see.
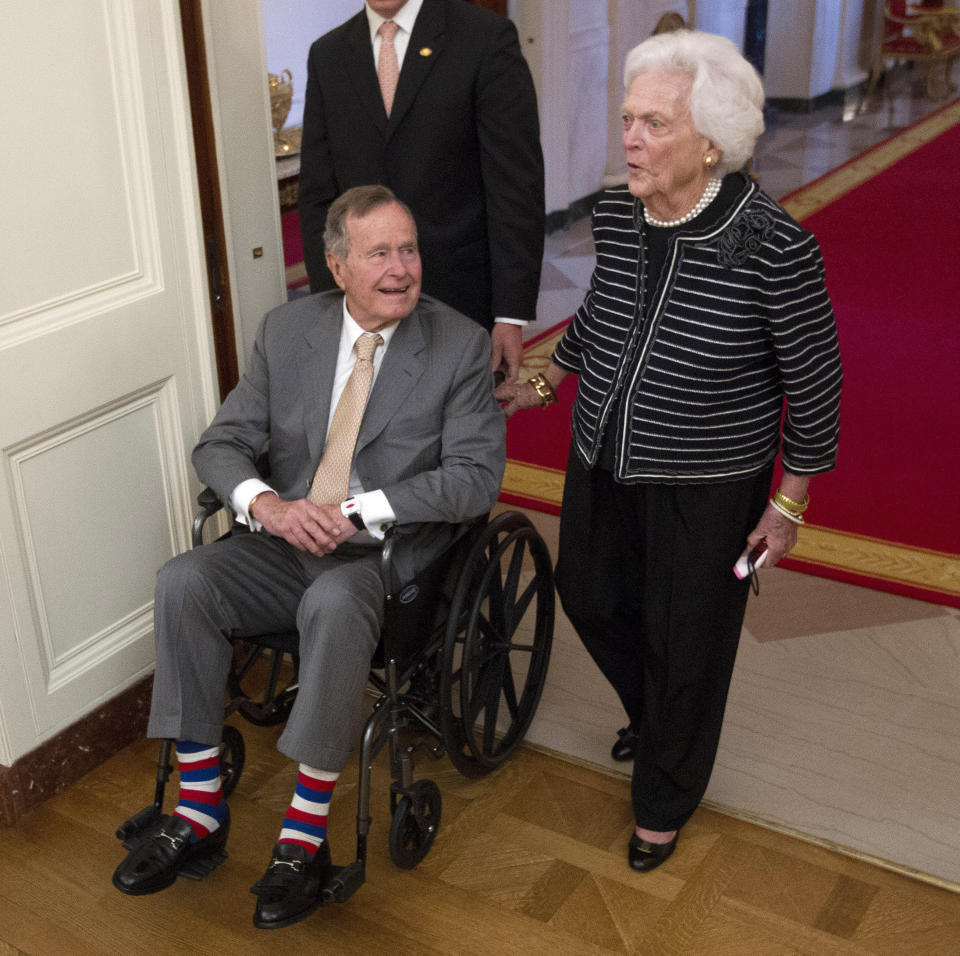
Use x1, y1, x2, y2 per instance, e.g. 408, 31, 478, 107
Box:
251, 841, 333, 930
112, 810, 230, 895
628, 832, 677, 873
611, 726, 638, 762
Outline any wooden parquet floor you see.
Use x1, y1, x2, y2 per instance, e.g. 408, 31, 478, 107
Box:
1, 714, 958, 955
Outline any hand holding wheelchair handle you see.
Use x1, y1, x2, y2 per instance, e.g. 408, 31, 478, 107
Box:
250, 492, 357, 555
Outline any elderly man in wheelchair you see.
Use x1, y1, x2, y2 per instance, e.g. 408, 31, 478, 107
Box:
111, 185, 553, 930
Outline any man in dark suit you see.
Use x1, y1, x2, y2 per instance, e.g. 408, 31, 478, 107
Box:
112, 186, 505, 929
299, 0, 545, 384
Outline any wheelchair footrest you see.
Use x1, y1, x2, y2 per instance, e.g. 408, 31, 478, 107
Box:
178, 848, 229, 881
117, 809, 228, 881
321, 861, 365, 904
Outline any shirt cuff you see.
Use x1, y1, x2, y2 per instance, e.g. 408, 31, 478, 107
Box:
342, 489, 396, 540
231, 477, 275, 531
494, 317, 528, 326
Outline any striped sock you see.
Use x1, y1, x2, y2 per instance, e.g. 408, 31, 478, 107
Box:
173, 740, 228, 842
277, 765, 339, 859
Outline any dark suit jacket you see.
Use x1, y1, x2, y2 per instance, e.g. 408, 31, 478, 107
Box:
192, 291, 506, 583
298, 0, 545, 328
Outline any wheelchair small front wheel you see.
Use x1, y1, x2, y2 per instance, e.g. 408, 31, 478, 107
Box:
388, 780, 442, 869
219, 724, 245, 798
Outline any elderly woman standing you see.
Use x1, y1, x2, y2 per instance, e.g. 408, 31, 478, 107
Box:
498, 30, 841, 872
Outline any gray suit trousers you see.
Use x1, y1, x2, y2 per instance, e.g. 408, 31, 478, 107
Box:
147, 530, 384, 771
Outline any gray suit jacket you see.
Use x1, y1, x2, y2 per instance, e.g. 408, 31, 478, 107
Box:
192, 291, 506, 582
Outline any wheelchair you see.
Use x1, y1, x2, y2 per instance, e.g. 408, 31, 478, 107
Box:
116, 487, 555, 903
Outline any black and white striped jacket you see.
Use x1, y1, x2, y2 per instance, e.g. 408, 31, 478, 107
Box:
553, 178, 842, 484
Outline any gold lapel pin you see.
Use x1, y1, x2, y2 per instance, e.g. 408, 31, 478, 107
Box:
419, 47, 432, 56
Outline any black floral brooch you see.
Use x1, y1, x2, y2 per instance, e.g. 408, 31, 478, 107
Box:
717, 209, 776, 267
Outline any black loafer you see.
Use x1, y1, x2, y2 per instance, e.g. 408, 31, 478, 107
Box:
611, 726, 638, 762
628, 832, 677, 873
112, 810, 230, 895
251, 841, 333, 930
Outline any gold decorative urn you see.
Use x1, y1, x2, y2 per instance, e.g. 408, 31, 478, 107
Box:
269, 69, 297, 155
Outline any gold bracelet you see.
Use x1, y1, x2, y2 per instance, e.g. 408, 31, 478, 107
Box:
248, 491, 268, 516
770, 497, 805, 524
528, 372, 558, 408
774, 489, 809, 515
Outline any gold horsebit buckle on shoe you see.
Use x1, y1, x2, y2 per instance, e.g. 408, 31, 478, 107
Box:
158, 831, 185, 850
270, 859, 303, 872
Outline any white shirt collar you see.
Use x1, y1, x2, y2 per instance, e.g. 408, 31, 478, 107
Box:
365, 0, 423, 44
340, 297, 401, 351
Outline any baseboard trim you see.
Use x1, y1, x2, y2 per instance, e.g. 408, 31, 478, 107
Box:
0, 676, 153, 826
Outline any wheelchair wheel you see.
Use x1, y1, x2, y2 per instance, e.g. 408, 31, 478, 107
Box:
219, 724, 245, 798
439, 512, 554, 777
388, 780, 442, 869
226, 639, 299, 726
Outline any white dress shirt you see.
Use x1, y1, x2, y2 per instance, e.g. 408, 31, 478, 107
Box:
366, 0, 423, 72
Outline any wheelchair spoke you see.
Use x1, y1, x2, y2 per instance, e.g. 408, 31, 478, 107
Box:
509, 577, 538, 630
234, 644, 264, 681
501, 538, 527, 631
500, 659, 520, 720
467, 652, 504, 723
485, 556, 506, 632
475, 609, 504, 646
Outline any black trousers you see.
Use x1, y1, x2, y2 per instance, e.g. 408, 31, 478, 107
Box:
556, 450, 771, 832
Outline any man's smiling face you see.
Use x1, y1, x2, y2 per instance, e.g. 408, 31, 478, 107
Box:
327, 201, 422, 332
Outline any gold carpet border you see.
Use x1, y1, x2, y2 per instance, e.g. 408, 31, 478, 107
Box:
502, 460, 566, 508
502, 460, 960, 599
781, 98, 960, 220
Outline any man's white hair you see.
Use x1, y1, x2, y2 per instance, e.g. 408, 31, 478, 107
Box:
623, 29, 765, 175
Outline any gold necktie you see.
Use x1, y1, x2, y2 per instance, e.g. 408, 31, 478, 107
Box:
308, 333, 383, 505
377, 20, 400, 117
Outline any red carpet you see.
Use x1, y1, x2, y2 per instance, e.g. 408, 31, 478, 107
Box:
282, 211, 309, 290
502, 101, 960, 607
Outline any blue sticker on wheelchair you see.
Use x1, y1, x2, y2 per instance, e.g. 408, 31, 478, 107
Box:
399, 585, 419, 604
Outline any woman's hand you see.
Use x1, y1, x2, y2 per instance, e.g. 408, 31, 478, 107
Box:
746, 502, 799, 567
495, 379, 543, 418
495, 361, 570, 418
745, 474, 811, 567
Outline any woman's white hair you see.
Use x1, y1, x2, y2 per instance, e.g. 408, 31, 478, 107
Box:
623, 30, 765, 175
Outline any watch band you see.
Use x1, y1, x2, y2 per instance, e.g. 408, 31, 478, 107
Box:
346, 509, 365, 531
341, 497, 365, 531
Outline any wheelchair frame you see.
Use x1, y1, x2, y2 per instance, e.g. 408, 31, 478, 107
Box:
117, 491, 555, 903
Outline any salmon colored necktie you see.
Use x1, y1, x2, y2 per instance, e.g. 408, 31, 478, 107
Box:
377, 21, 400, 117
308, 333, 383, 505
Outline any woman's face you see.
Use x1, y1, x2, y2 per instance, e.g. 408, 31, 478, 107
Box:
621, 71, 715, 214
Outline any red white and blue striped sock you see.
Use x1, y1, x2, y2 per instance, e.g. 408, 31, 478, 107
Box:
173, 740, 227, 842
277, 765, 339, 859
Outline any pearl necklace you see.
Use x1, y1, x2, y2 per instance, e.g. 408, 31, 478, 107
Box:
643, 177, 722, 228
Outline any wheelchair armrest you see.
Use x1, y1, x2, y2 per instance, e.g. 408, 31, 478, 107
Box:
380, 525, 402, 591
192, 487, 227, 549
379, 516, 486, 594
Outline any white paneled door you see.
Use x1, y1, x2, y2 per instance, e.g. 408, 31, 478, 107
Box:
0, 1, 217, 764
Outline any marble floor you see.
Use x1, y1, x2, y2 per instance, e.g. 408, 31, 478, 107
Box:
519, 81, 960, 891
